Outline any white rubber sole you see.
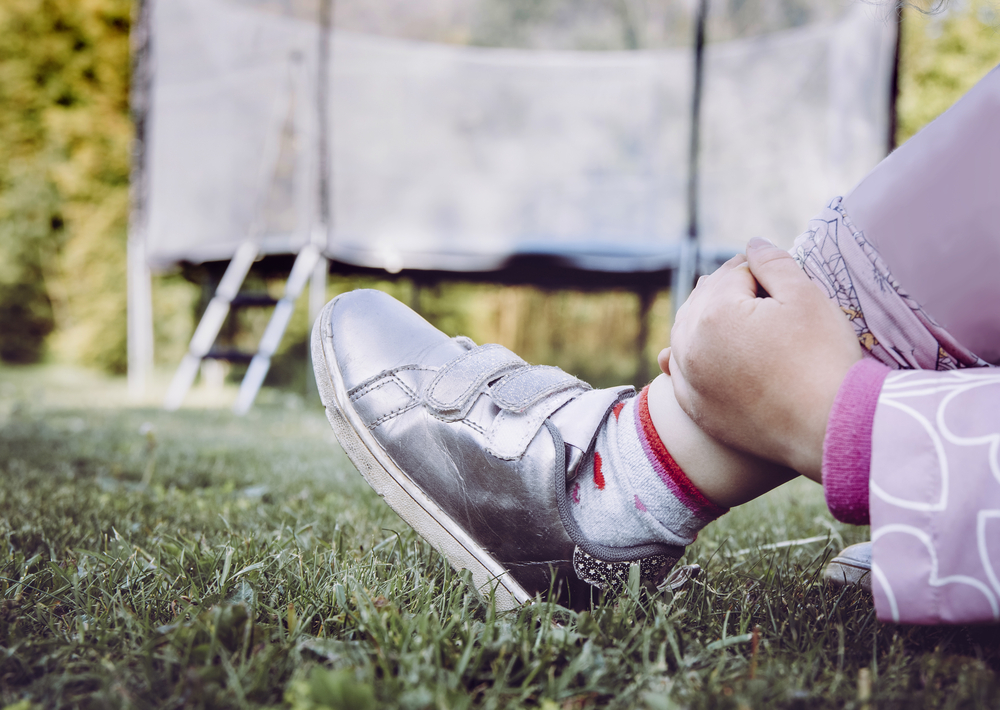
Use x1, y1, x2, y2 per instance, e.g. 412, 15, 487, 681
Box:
311, 299, 531, 611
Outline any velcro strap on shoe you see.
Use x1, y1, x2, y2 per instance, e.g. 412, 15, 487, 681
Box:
425, 344, 525, 420
548, 386, 634, 478
486, 385, 586, 460
489, 365, 590, 413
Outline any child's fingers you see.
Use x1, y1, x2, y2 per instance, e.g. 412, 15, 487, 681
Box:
657, 347, 671, 375
687, 253, 747, 300
721, 260, 758, 296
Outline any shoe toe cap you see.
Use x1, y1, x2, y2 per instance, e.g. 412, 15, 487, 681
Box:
823, 542, 873, 592
326, 289, 462, 388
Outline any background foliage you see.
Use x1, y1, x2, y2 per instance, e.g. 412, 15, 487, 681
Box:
0, 0, 132, 369
0, 0, 998, 378
898, 0, 1000, 143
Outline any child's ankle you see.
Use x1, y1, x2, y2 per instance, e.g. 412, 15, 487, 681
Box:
646, 374, 796, 508
567, 387, 726, 553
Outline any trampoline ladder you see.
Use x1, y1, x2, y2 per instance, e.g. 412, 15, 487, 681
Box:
163, 242, 321, 413
232, 244, 320, 415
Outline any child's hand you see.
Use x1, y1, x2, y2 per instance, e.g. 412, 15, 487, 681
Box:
664, 238, 862, 482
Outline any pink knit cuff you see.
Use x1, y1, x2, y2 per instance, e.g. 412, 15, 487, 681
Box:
822, 358, 890, 526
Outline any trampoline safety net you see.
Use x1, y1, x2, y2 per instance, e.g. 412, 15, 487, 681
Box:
142, 0, 897, 275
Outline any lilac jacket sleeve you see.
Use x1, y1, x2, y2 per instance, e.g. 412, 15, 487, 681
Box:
824, 363, 1000, 624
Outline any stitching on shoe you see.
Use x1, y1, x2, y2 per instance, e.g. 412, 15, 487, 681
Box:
350, 374, 417, 403
367, 401, 420, 429
348, 365, 424, 400
462, 418, 486, 435
350, 377, 396, 402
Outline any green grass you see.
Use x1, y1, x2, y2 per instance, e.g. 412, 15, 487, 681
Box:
1, 366, 998, 710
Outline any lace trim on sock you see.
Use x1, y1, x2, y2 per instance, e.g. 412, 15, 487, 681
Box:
635, 386, 729, 521
572, 547, 679, 593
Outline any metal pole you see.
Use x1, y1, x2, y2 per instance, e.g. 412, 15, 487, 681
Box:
635, 288, 656, 386
672, 0, 708, 322
887, 0, 903, 154
127, 0, 155, 399
127, 239, 154, 399
305, 0, 334, 401
317, 0, 332, 241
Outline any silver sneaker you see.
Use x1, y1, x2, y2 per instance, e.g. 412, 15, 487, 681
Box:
823, 542, 872, 593
311, 290, 687, 610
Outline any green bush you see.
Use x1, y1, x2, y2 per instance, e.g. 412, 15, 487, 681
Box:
897, 0, 1000, 145
0, 166, 59, 362
0, 0, 131, 370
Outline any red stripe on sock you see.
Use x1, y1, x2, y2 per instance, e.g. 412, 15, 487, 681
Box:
636, 386, 728, 519
612, 402, 624, 420
593, 451, 606, 490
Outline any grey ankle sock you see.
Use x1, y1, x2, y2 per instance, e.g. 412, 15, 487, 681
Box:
568, 386, 728, 552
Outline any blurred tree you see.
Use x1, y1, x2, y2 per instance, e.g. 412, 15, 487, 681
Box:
0, 0, 131, 369
0, 166, 60, 362
897, 0, 1000, 144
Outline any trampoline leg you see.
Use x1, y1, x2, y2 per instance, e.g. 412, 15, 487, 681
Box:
306, 256, 329, 398
232, 245, 321, 416
672, 238, 698, 323
127, 234, 154, 400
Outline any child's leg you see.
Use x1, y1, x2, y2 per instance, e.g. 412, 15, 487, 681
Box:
843, 65, 1000, 364
566, 374, 797, 556
644, 373, 798, 508
796, 65, 1000, 369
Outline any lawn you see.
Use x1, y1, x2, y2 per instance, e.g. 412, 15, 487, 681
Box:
1, 366, 998, 709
